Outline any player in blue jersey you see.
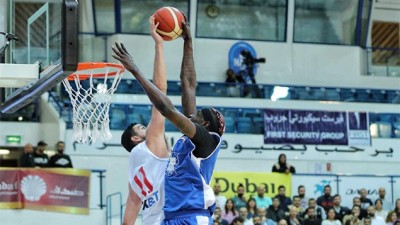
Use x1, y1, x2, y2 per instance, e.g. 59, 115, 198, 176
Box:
112, 17, 225, 225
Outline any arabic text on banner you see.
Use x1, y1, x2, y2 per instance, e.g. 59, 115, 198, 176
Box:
212, 172, 291, 199
263, 109, 371, 146
0, 168, 90, 214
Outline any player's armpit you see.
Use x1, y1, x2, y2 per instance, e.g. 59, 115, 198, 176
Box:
122, 185, 141, 225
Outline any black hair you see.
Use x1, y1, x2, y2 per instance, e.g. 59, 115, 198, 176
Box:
121, 123, 138, 152
201, 107, 225, 136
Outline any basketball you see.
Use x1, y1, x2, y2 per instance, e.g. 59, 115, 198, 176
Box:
153, 7, 185, 41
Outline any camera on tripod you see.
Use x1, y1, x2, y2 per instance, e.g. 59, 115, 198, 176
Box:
240, 50, 266, 72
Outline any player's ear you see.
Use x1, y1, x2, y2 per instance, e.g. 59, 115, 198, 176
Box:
131, 136, 141, 143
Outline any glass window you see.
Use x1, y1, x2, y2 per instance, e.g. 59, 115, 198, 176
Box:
294, 0, 359, 45
93, 0, 116, 34
120, 0, 189, 34
197, 0, 287, 41
359, 0, 371, 47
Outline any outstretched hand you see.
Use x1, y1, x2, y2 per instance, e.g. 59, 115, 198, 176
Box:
149, 16, 163, 44
112, 42, 139, 74
180, 12, 191, 40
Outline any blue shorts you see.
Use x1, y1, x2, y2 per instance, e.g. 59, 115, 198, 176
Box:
162, 209, 212, 225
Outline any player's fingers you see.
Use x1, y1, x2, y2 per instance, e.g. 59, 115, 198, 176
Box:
115, 42, 125, 54
121, 44, 131, 57
111, 53, 121, 61
111, 46, 124, 58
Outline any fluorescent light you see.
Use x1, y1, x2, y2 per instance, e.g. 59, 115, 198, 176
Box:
271, 86, 289, 101
0, 149, 10, 155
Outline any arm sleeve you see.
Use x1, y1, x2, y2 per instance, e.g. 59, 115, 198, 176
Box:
191, 123, 218, 158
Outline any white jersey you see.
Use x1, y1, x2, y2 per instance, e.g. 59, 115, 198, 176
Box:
128, 142, 168, 225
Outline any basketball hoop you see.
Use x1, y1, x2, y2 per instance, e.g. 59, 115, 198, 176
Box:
62, 62, 125, 143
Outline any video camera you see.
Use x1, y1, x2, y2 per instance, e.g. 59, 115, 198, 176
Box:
240, 50, 265, 72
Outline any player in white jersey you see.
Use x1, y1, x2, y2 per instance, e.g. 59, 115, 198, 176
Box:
120, 16, 169, 225
112, 17, 225, 225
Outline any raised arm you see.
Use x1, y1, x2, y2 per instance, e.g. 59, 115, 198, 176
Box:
112, 43, 197, 138
145, 16, 169, 158
122, 184, 141, 225
180, 20, 197, 117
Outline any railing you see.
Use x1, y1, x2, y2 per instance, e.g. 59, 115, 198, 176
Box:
366, 47, 400, 77
106, 192, 123, 225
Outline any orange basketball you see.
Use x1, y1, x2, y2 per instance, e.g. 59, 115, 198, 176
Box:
153, 7, 185, 41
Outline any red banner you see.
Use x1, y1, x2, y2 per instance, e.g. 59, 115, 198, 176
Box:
0, 168, 90, 214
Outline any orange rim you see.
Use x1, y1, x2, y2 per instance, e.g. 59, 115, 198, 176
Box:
67, 62, 125, 81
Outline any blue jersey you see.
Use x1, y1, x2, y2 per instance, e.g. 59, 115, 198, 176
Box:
163, 132, 222, 215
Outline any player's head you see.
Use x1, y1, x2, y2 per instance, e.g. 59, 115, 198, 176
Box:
121, 123, 147, 152
190, 107, 225, 136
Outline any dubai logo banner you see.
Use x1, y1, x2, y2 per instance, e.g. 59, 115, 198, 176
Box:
263, 109, 370, 146
0, 168, 90, 214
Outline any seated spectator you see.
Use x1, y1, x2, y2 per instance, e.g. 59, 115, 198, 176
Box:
272, 154, 296, 174
19, 143, 35, 167
225, 68, 245, 97
367, 206, 385, 225
33, 141, 49, 167
48, 141, 73, 168
385, 211, 397, 225
268, 197, 286, 222
233, 183, 247, 211
214, 183, 228, 208
375, 199, 388, 220
232, 217, 245, 225
238, 207, 253, 225
360, 189, 374, 210
275, 185, 292, 211
213, 207, 230, 225
279, 219, 289, 225
303, 207, 322, 225
308, 198, 327, 220
377, 188, 393, 211
247, 197, 258, 219
288, 196, 305, 216
363, 217, 372, 225
298, 185, 309, 210
343, 205, 362, 225
317, 185, 334, 211
222, 199, 239, 224
354, 197, 368, 220
322, 208, 342, 225
332, 194, 350, 222
394, 199, 400, 218
258, 207, 276, 225
255, 184, 273, 208
285, 207, 303, 225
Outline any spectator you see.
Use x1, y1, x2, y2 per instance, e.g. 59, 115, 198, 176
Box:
289, 196, 305, 216
303, 207, 322, 225
213, 207, 230, 225
33, 141, 49, 167
214, 183, 228, 208
285, 207, 303, 225
257, 207, 274, 225
19, 143, 35, 167
48, 141, 73, 168
279, 219, 289, 225
343, 205, 362, 225
222, 199, 239, 224
268, 197, 286, 222
393, 220, 400, 225
375, 199, 388, 220
238, 207, 253, 225
247, 197, 258, 219
360, 189, 374, 210
385, 211, 397, 225
394, 199, 400, 218
322, 208, 341, 225
377, 188, 393, 211
232, 217, 245, 225
298, 185, 309, 210
317, 185, 334, 211
233, 183, 247, 211
225, 68, 245, 97
308, 198, 327, 220
272, 154, 296, 174
354, 197, 368, 220
276, 185, 292, 211
255, 184, 273, 208
332, 194, 350, 222
363, 217, 372, 225
367, 206, 386, 225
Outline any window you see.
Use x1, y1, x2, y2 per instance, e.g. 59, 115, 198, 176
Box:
197, 0, 287, 41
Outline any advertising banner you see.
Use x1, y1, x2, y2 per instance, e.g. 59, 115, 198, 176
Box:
0, 168, 90, 214
264, 109, 370, 146
212, 172, 291, 199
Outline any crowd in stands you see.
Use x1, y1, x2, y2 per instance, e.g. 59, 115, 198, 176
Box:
18, 140, 73, 168
212, 183, 400, 225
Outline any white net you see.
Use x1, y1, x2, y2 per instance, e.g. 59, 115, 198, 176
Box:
62, 62, 125, 143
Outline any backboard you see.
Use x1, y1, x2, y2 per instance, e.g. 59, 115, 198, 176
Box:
0, 0, 78, 113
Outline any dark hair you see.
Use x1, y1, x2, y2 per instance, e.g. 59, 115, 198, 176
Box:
324, 185, 331, 190
333, 194, 341, 199
224, 199, 237, 216
293, 195, 300, 200
201, 107, 225, 136
237, 183, 244, 188
298, 185, 305, 190
121, 123, 138, 152
278, 185, 286, 190
375, 198, 383, 205
231, 217, 244, 224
